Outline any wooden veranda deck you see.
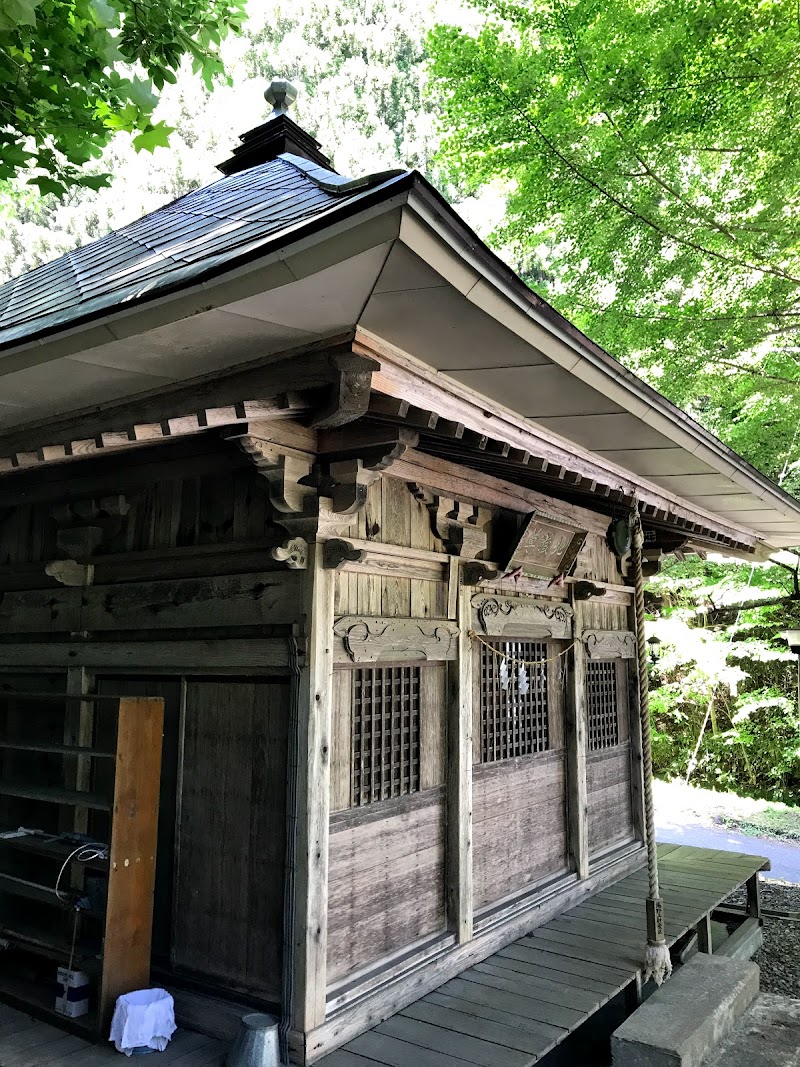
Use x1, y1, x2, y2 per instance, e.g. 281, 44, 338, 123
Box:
320, 843, 768, 1067
0, 844, 767, 1067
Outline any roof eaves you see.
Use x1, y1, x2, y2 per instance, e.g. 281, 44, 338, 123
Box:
401, 173, 800, 530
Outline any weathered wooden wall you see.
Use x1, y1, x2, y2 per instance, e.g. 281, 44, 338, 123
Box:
587, 745, 634, 854
472, 751, 568, 909
333, 479, 448, 619
0, 440, 276, 570
573, 535, 636, 856
327, 792, 447, 983
172, 678, 289, 998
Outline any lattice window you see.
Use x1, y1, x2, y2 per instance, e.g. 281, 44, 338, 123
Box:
479, 640, 550, 762
587, 660, 619, 750
351, 666, 421, 806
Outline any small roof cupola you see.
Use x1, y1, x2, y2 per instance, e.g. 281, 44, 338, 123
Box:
217, 77, 334, 176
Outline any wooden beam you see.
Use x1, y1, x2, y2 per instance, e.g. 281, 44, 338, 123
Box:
447, 577, 473, 944
391, 448, 611, 536
566, 597, 589, 880
292, 542, 335, 1035
0, 639, 292, 673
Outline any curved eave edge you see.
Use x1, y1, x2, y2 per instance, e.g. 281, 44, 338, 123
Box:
401, 177, 800, 537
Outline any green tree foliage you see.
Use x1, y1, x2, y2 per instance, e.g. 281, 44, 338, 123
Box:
0, 0, 245, 197
429, 0, 800, 479
0, 0, 455, 279
646, 557, 800, 801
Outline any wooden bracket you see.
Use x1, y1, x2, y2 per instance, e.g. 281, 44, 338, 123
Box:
325, 430, 418, 514
271, 537, 309, 570
410, 486, 490, 559
310, 352, 378, 429
322, 539, 365, 570
572, 580, 607, 601
50, 495, 130, 558
461, 561, 497, 587
583, 630, 636, 660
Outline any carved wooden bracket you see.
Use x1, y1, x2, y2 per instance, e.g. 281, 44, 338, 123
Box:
410, 486, 490, 558
271, 538, 308, 570
50, 494, 130, 557
236, 436, 316, 515
571, 581, 607, 601
45, 560, 95, 587
461, 561, 498, 587
333, 615, 459, 663
323, 539, 365, 570
471, 593, 574, 639
583, 630, 636, 660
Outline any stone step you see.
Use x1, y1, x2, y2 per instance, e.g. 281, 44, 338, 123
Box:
611, 955, 760, 1067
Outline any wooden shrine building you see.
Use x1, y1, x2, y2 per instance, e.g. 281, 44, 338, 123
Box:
0, 81, 797, 1064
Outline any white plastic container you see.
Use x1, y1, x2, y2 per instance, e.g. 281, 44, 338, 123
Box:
55, 967, 90, 1019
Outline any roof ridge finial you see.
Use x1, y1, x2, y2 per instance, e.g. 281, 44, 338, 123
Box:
265, 77, 298, 119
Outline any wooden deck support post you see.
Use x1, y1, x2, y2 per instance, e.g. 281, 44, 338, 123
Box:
566, 599, 589, 879
746, 872, 762, 919
292, 542, 335, 1040
697, 912, 713, 954
447, 573, 473, 943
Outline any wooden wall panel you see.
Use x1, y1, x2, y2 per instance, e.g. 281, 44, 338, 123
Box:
172, 679, 289, 998
0, 449, 275, 568
587, 743, 635, 855
327, 794, 446, 983
329, 664, 447, 814
472, 752, 568, 909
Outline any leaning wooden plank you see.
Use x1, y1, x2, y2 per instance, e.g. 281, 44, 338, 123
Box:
400, 1000, 551, 1057
446, 975, 584, 1031
423, 990, 565, 1045
377, 1014, 531, 1067
470, 962, 600, 1013
497, 943, 632, 985
346, 1030, 477, 1067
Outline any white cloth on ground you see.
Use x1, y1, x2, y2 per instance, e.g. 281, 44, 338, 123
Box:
109, 988, 176, 1055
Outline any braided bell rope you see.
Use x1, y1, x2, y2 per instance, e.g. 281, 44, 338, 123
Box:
632, 513, 671, 984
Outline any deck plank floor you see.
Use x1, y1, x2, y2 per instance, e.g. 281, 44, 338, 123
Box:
0, 845, 767, 1067
320, 843, 768, 1066
0, 1017, 228, 1066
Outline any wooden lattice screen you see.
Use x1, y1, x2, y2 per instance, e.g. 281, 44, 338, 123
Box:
351, 665, 421, 806
479, 640, 550, 762
587, 660, 619, 750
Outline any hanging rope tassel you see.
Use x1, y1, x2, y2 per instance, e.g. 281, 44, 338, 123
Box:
632, 515, 672, 986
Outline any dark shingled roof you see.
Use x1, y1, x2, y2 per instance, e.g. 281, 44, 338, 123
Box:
0, 154, 408, 351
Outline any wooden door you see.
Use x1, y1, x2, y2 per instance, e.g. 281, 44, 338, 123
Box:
171, 678, 289, 1000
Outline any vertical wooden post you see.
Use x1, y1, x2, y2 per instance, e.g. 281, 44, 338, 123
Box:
292, 542, 335, 1038
746, 872, 762, 919
627, 603, 647, 843
447, 576, 473, 943
63, 666, 94, 836
697, 911, 713, 954
566, 599, 589, 879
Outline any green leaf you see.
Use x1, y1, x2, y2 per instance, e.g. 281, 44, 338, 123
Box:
89, 0, 119, 29
0, 0, 42, 30
28, 174, 67, 198
125, 76, 158, 113
132, 120, 174, 153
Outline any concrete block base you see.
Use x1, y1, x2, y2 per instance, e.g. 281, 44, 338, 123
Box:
611, 954, 759, 1067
